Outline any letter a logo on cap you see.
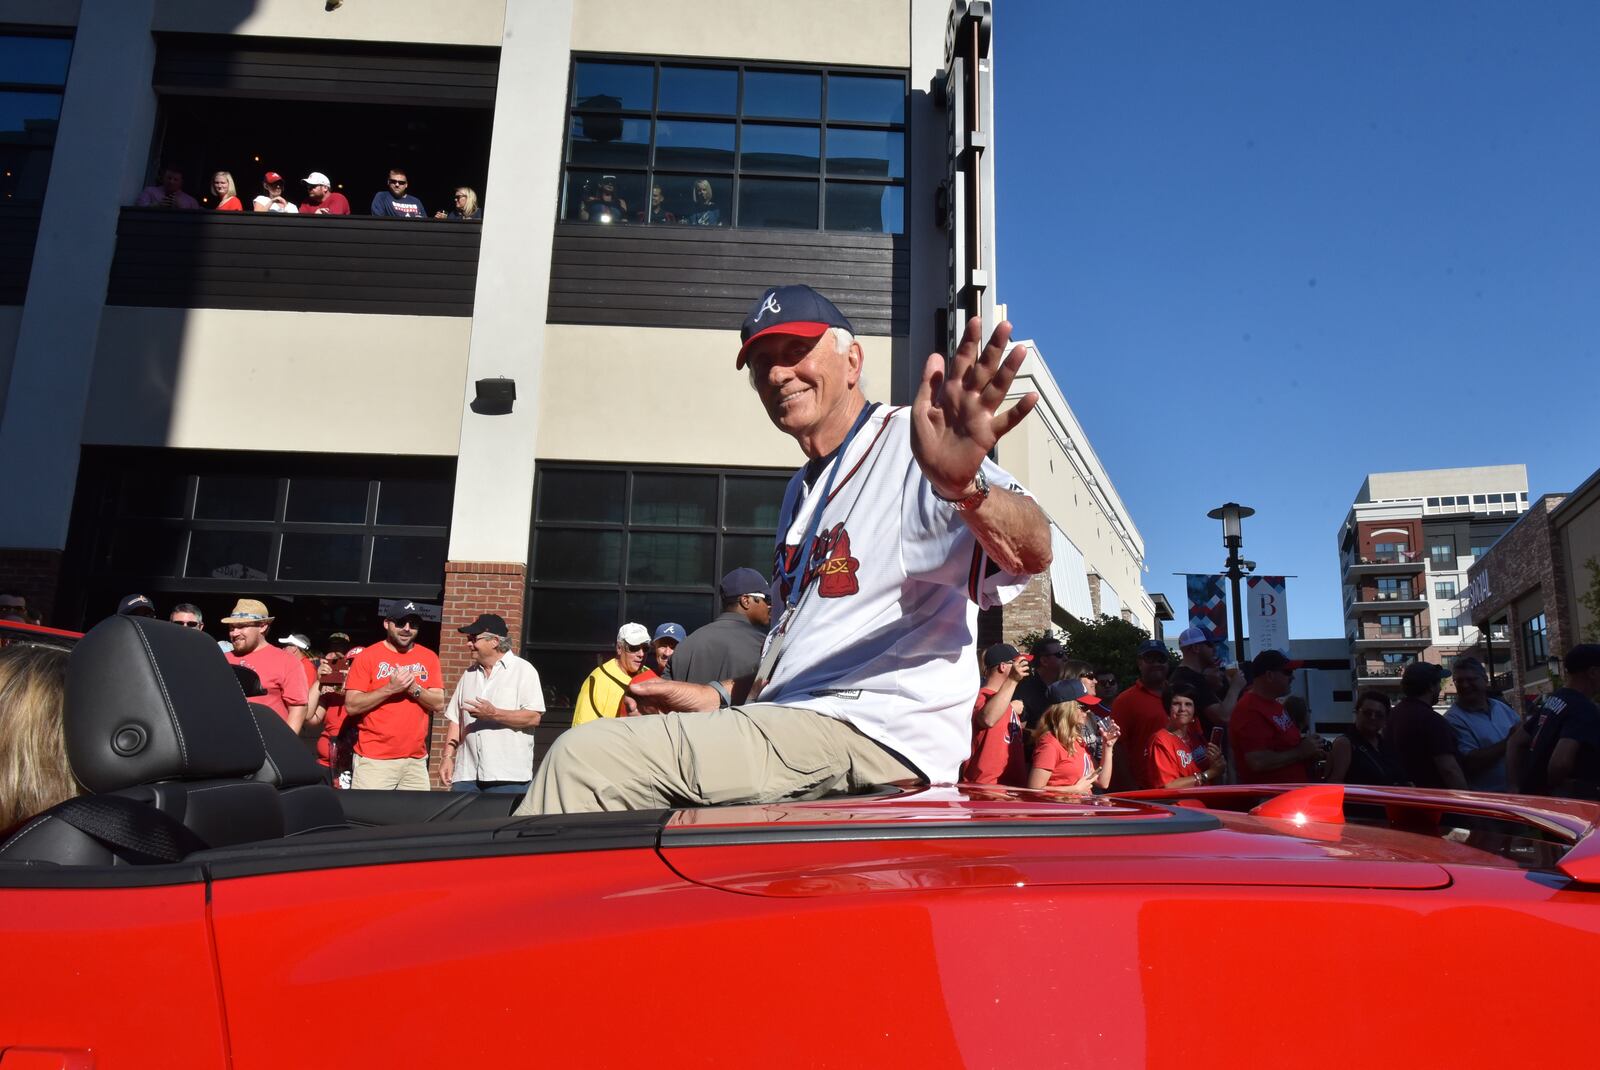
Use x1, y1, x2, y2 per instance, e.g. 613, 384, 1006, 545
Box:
756, 291, 782, 321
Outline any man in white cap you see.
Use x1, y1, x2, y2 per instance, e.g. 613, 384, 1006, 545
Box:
276, 632, 321, 729
571, 623, 654, 727
1171, 625, 1244, 734
221, 598, 309, 731
298, 171, 351, 216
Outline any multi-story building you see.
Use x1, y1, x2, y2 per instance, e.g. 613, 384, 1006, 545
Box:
1338, 465, 1529, 700
0, 1, 1154, 765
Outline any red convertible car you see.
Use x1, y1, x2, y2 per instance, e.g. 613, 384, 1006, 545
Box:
3, 616, 1600, 1068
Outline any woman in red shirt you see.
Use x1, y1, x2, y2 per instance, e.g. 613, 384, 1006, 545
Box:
211, 171, 242, 211
1028, 698, 1119, 793
1144, 682, 1226, 788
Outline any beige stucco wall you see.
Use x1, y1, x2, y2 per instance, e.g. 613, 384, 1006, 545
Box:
0, 0, 78, 25
152, 0, 507, 46
83, 307, 470, 455
0, 307, 20, 418
572, 0, 909, 66
1558, 483, 1600, 644
536, 323, 893, 468
998, 360, 1150, 629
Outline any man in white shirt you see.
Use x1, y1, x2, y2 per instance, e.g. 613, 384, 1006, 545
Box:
516, 285, 1051, 815
442, 613, 545, 794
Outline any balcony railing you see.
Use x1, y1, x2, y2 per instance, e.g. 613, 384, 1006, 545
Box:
1355, 664, 1408, 679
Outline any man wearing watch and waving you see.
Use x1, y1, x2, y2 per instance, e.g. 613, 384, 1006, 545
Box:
517, 285, 1051, 815
343, 603, 446, 790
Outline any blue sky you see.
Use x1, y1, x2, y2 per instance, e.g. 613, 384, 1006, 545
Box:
994, 0, 1600, 638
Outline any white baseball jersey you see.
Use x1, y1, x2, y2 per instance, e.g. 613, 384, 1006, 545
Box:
762, 404, 1034, 782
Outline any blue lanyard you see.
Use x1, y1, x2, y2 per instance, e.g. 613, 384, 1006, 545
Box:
778, 402, 878, 610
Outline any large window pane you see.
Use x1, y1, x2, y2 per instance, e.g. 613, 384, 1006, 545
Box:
195, 475, 277, 521
119, 472, 188, 519
659, 66, 736, 115
524, 648, 609, 710
744, 71, 820, 119
370, 535, 447, 585
825, 182, 902, 234
561, 169, 646, 224
186, 531, 271, 580
286, 478, 368, 524
827, 74, 905, 124
278, 533, 363, 582
0, 145, 53, 201
724, 476, 787, 530
721, 533, 776, 578
0, 91, 61, 139
826, 128, 904, 178
567, 115, 650, 169
533, 529, 623, 583
741, 123, 820, 174
0, 36, 73, 85
110, 527, 187, 577
739, 178, 818, 229
625, 591, 717, 635
527, 588, 619, 646
376, 478, 452, 527
633, 474, 716, 526
654, 119, 734, 171
572, 61, 653, 111
628, 532, 715, 586
539, 469, 625, 523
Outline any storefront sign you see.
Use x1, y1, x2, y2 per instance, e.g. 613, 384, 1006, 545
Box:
1466, 571, 1493, 612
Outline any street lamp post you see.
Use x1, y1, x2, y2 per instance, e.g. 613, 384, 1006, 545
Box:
1207, 502, 1255, 670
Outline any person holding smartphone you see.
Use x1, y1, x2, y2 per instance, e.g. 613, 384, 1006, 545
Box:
1144, 682, 1227, 789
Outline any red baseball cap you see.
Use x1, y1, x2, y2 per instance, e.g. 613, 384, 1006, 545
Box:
736, 284, 855, 370
263, 171, 283, 184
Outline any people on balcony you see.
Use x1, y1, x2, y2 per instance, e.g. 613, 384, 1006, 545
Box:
579, 175, 629, 223
252, 171, 298, 213
299, 171, 351, 215
371, 168, 427, 219
435, 186, 482, 220
211, 171, 242, 211
682, 177, 722, 226
134, 166, 200, 210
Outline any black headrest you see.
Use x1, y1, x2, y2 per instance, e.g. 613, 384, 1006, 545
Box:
65, 616, 266, 793
249, 705, 327, 788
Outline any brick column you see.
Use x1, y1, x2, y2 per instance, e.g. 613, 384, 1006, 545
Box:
430, 560, 527, 788
0, 549, 64, 625
998, 572, 1054, 646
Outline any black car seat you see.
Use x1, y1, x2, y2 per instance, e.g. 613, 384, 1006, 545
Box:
0, 616, 284, 865
247, 704, 346, 835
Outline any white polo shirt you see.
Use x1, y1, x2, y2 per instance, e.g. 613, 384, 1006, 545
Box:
444, 650, 546, 783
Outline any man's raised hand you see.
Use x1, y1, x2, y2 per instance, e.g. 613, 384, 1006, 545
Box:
911, 316, 1039, 500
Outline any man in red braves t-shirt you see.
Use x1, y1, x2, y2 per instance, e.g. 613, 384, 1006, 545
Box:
963, 643, 1031, 785
1110, 638, 1173, 790
343, 604, 445, 790
1232, 649, 1324, 784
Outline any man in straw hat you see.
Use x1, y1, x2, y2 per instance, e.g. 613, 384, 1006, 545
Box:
221, 598, 309, 731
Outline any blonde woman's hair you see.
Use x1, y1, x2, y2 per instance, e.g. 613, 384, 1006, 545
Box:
1031, 700, 1092, 749
213, 171, 238, 200
456, 187, 479, 218
0, 644, 76, 833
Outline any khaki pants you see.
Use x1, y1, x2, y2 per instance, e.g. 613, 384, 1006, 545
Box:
351, 754, 431, 790
514, 704, 920, 816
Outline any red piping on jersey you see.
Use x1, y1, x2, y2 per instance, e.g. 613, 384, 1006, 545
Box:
823, 406, 903, 507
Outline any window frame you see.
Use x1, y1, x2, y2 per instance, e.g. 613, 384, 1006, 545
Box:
560, 54, 908, 234
0, 28, 73, 205
525, 461, 792, 709
1521, 612, 1549, 668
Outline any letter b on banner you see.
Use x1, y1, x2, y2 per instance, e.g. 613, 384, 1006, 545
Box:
1246, 576, 1290, 654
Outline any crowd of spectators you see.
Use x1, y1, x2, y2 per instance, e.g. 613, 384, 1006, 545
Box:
962, 632, 1600, 802
133, 165, 483, 221
575, 174, 722, 225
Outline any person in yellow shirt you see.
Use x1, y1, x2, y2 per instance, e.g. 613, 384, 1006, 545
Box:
571, 623, 654, 726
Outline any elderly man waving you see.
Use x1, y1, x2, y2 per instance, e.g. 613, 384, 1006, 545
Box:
517, 286, 1051, 815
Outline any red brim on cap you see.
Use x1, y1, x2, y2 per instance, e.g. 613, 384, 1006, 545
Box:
1080, 694, 1102, 706
735, 321, 833, 370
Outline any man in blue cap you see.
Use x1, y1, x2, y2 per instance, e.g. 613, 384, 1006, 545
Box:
651, 622, 687, 676
662, 568, 772, 687
517, 288, 1052, 814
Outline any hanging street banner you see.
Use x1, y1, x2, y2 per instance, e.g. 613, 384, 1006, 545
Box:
1246, 576, 1291, 655
1184, 574, 1228, 650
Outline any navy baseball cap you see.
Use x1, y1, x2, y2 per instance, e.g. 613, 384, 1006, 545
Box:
1136, 639, 1169, 658
1045, 679, 1101, 706
736, 284, 855, 370
983, 642, 1020, 669
653, 622, 686, 644
719, 567, 769, 600
118, 593, 156, 617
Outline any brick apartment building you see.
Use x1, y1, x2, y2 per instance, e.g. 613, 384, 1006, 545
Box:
1338, 466, 1528, 703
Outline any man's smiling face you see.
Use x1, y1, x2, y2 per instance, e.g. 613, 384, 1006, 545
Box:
744, 329, 861, 448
